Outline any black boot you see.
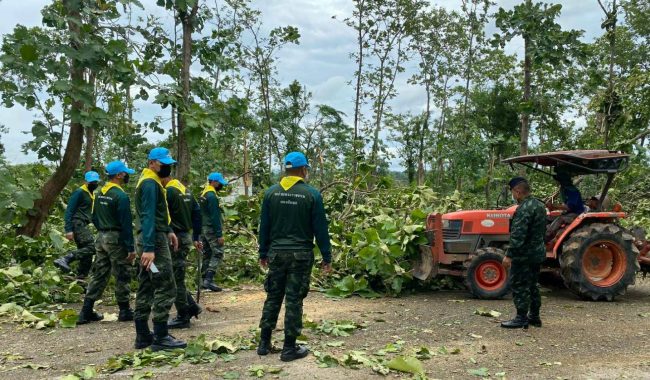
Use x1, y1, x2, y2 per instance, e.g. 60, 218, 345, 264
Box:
76, 256, 93, 279
257, 328, 273, 356
528, 313, 542, 327
54, 253, 75, 273
118, 302, 134, 322
77, 298, 103, 325
151, 321, 187, 351
500, 314, 529, 329
186, 292, 203, 319
134, 319, 153, 349
167, 309, 190, 329
202, 270, 222, 292
280, 336, 309, 362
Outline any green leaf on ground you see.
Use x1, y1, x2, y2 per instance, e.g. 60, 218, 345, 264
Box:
386, 356, 425, 375
474, 307, 501, 318
468, 367, 489, 377
326, 340, 345, 347
223, 371, 240, 379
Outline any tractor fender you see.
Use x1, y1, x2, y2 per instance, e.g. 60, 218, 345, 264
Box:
552, 211, 627, 258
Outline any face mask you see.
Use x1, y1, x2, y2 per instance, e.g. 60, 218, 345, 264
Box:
87, 183, 98, 193
511, 195, 517, 203
123, 173, 130, 184
158, 164, 172, 178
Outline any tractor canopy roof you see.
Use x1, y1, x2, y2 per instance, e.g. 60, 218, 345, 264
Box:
502, 150, 629, 175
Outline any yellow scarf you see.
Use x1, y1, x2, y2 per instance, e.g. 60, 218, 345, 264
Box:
136, 168, 171, 224
165, 179, 187, 194
81, 184, 96, 213
280, 176, 303, 191
101, 182, 124, 195
201, 184, 216, 197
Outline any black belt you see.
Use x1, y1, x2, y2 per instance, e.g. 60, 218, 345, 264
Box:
98, 228, 121, 232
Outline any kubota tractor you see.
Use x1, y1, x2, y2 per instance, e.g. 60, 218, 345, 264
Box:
414, 150, 650, 301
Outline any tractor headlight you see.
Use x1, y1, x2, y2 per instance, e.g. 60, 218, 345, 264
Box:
442, 219, 450, 229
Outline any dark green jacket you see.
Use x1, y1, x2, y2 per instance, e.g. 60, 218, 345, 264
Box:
506, 196, 547, 263
200, 190, 223, 238
93, 185, 134, 252
136, 179, 170, 252
258, 179, 331, 263
64, 187, 93, 233
167, 185, 202, 241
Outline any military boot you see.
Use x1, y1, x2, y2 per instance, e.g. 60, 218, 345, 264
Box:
151, 322, 187, 351
54, 253, 75, 273
280, 336, 309, 362
202, 270, 222, 292
186, 292, 203, 319
257, 328, 273, 356
118, 302, 134, 322
527, 313, 542, 327
77, 298, 103, 325
134, 319, 153, 349
167, 309, 190, 329
500, 314, 529, 329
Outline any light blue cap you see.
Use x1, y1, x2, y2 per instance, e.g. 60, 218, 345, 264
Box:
105, 161, 135, 176
148, 147, 176, 165
207, 172, 228, 186
284, 151, 309, 169
84, 171, 100, 183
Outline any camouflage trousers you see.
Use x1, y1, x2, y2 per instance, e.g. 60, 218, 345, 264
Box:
135, 232, 176, 323
69, 221, 96, 275
172, 232, 192, 312
259, 250, 314, 338
201, 229, 224, 276
85, 231, 132, 304
510, 260, 542, 316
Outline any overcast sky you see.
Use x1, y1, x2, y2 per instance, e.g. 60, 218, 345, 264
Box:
0, 0, 605, 169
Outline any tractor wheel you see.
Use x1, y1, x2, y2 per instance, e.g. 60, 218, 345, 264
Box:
465, 248, 510, 299
560, 223, 640, 301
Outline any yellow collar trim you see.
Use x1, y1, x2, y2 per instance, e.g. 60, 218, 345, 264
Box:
136, 168, 171, 224
280, 176, 303, 191
165, 179, 187, 194
80, 184, 95, 201
201, 184, 216, 197
101, 182, 124, 195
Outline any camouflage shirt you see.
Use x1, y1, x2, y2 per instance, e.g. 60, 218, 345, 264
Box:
506, 196, 547, 263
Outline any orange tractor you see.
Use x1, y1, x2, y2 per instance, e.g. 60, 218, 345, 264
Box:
414, 150, 650, 301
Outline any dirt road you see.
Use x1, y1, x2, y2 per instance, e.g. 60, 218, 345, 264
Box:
1, 277, 650, 379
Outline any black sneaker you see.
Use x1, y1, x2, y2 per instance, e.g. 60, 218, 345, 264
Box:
77, 310, 103, 325
118, 308, 134, 322
280, 345, 309, 362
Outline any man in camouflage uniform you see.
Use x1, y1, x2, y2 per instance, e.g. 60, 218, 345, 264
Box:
199, 172, 229, 292
257, 152, 332, 362
162, 174, 203, 329
55, 171, 100, 278
77, 162, 135, 324
133, 147, 185, 351
502, 177, 547, 329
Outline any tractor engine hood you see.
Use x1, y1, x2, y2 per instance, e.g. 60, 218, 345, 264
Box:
441, 206, 518, 236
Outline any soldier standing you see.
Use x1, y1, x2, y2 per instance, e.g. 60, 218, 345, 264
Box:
162, 174, 203, 329
502, 177, 547, 329
77, 162, 135, 324
55, 171, 100, 278
199, 172, 228, 292
133, 147, 186, 351
256, 152, 332, 362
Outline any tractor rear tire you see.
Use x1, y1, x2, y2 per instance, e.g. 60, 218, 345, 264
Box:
560, 223, 639, 301
465, 248, 510, 299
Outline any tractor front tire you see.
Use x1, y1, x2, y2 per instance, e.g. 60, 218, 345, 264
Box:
465, 248, 510, 299
560, 223, 639, 301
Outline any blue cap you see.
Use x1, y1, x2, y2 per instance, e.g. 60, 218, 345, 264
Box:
284, 151, 309, 169
105, 160, 136, 176
148, 147, 176, 165
207, 172, 228, 186
84, 171, 100, 183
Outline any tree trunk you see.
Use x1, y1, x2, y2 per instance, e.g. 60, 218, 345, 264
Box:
243, 132, 250, 196
351, 0, 365, 180
520, 34, 532, 158
18, 0, 85, 237
601, 0, 617, 149
176, 3, 199, 183
417, 79, 431, 186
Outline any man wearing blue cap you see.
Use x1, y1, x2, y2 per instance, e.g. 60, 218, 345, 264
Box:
133, 147, 186, 351
199, 172, 229, 292
78, 161, 136, 325
55, 171, 100, 278
257, 151, 332, 362
501, 177, 546, 329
